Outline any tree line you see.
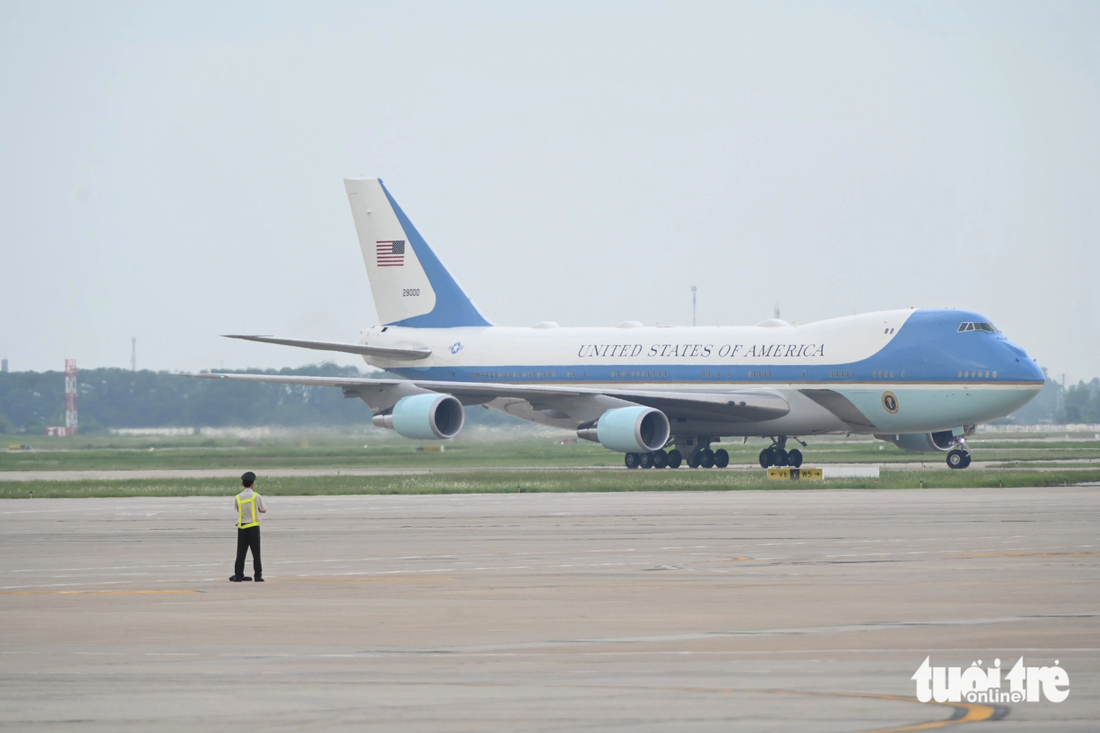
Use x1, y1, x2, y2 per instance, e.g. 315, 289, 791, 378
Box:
0, 364, 455, 434
0, 364, 1097, 434
1006, 370, 1100, 425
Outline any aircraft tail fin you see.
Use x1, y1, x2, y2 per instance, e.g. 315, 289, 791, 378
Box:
344, 178, 493, 328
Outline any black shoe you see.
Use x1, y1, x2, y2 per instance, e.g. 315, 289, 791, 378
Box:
242, 576, 253, 581
229, 575, 242, 582
255, 577, 264, 582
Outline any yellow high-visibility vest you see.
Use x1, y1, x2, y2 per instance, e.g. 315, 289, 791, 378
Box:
236, 492, 260, 529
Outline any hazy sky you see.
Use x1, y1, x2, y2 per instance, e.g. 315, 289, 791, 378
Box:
2, 2, 1098, 382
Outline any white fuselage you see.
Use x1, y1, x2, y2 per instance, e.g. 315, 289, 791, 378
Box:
357, 308, 1044, 438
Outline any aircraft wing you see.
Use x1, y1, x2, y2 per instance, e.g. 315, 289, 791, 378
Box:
223, 335, 432, 360
184, 372, 789, 424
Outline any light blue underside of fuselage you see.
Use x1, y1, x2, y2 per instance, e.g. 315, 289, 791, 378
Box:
387, 309, 1044, 435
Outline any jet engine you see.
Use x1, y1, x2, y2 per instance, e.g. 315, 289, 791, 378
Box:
578, 406, 670, 453
373, 394, 465, 439
876, 430, 956, 453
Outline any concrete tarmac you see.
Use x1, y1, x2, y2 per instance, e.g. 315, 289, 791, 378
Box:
1, 488, 1097, 732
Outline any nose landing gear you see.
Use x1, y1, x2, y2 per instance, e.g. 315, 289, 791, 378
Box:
946, 448, 972, 469
945, 433, 973, 469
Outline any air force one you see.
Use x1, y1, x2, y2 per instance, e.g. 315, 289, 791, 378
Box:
195, 178, 1045, 470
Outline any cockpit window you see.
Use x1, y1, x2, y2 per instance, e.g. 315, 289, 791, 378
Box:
958, 322, 999, 333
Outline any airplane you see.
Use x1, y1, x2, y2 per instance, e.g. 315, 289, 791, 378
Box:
192, 178, 1046, 470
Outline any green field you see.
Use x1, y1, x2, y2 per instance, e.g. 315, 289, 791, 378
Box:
5, 430, 1100, 471
3, 428, 1099, 497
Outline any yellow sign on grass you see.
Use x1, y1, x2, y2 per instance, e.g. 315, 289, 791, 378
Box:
767, 468, 823, 481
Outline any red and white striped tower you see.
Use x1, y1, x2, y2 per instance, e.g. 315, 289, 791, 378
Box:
64, 358, 78, 434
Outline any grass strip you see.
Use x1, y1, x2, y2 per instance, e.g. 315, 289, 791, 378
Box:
5, 444, 1100, 472
4, 468, 1100, 499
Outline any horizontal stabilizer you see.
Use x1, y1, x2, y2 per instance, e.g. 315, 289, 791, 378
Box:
223, 335, 431, 360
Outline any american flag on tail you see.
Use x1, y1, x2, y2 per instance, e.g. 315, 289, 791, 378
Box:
375, 240, 405, 267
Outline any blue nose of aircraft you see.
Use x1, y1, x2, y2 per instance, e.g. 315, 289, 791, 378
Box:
1000, 339, 1045, 384
1024, 356, 1045, 383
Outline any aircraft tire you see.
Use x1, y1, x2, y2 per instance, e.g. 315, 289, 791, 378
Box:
639, 452, 654, 469
775, 449, 789, 467
688, 453, 701, 468
666, 450, 683, 469
961, 452, 972, 469
625, 452, 640, 469
713, 449, 729, 468
700, 449, 715, 469
946, 449, 966, 469
759, 448, 773, 468
788, 449, 803, 468
652, 450, 669, 469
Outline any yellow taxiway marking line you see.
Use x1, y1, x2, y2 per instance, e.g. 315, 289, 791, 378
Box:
0, 577, 459, 594
0, 589, 199, 596
596, 687, 995, 732
956, 551, 1100, 558
270, 576, 458, 584
756, 690, 995, 732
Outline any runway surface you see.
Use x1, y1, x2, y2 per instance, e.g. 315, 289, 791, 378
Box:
1, 488, 1097, 731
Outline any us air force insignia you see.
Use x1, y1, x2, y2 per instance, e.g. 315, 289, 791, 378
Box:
882, 391, 899, 414
450, 342, 464, 355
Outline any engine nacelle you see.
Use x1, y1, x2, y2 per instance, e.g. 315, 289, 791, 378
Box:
876, 430, 956, 453
373, 394, 465, 440
578, 406, 670, 453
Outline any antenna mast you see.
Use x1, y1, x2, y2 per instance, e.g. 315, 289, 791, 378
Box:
64, 359, 78, 434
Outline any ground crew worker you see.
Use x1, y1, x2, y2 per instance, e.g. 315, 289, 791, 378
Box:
229, 471, 266, 582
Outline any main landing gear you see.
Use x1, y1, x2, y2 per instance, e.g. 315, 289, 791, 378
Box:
687, 448, 729, 469
625, 436, 807, 470
758, 436, 805, 468
625, 449, 685, 469
624, 439, 730, 470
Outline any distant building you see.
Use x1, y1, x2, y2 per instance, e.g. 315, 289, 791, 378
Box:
1, 359, 7, 373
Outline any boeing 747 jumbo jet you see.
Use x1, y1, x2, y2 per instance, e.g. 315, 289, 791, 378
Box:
195, 178, 1045, 470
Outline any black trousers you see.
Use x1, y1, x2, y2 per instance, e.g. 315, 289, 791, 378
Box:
235, 526, 261, 578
